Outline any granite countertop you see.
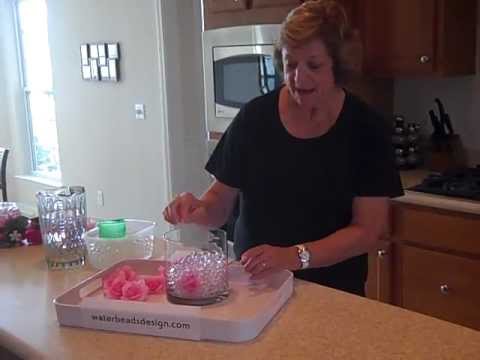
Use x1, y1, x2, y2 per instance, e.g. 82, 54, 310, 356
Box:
397, 169, 480, 215
1, 246, 480, 359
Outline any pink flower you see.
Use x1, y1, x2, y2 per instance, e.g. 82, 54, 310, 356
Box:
121, 279, 149, 301
102, 265, 167, 301
85, 217, 97, 231
102, 265, 138, 299
103, 271, 127, 299
118, 265, 137, 281
140, 274, 165, 294
25, 227, 42, 245
179, 272, 200, 296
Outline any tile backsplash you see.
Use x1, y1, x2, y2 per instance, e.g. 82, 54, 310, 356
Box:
394, 76, 480, 166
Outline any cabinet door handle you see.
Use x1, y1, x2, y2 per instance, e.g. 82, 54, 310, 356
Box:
377, 249, 387, 258
440, 284, 449, 295
419, 55, 430, 64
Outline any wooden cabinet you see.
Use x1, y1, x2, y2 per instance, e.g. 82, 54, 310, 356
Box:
203, 0, 477, 76
392, 202, 480, 255
251, 0, 300, 9
203, 0, 358, 31
203, 0, 302, 30
365, 241, 392, 303
361, 0, 477, 76
367, 202, 480, 330
399, 245, 480, 330
367, 201, 480, 330
205, 0, 248, 13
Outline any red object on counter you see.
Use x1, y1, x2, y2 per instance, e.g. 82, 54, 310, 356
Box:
25, 218, 42, 245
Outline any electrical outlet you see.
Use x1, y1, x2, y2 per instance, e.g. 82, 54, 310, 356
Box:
97, 190, 104, 207
135, 104, 145, 120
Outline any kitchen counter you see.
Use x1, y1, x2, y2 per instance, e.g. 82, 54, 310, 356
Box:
397, 169, 480, 215
2, 247, 480, 359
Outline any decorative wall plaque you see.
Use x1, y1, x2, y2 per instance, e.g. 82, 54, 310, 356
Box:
80, 43, 120, 82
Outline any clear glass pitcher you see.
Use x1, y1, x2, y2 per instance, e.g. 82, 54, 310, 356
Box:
163, 225, 229, 305
36, 186, 87, 270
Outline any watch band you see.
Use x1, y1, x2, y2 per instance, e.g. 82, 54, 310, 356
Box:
295, 244, 310, 270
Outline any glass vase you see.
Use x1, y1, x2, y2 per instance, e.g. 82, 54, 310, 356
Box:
163, 225, 229, 306
36, 186, 87, 270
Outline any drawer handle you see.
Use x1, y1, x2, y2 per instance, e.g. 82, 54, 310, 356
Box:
377, 249, 387, 258
440, 284, 449, 295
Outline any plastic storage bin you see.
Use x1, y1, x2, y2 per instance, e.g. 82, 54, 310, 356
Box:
85, 219, 155, 269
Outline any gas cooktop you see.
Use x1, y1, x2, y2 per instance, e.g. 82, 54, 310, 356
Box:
408, 166, 480, 201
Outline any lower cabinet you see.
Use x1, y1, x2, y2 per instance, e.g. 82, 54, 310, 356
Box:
398, 245, 480, 330
367, 201, 480, 330
365, 241, 392, 303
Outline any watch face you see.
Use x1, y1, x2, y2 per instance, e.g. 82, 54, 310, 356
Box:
300, 251, 310, 262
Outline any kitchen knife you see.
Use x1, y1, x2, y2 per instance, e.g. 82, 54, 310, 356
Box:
434, 98, 454, 135
428, 109, 445, 137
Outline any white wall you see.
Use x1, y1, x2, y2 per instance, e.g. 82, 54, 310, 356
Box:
394, 1, 480, 165
0, 0, 209, 231
160, 0, 210, 197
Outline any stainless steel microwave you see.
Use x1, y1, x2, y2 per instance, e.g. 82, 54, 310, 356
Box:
202, 24, 282, 134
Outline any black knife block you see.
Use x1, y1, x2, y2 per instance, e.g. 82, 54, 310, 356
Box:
426, 134, 467, 172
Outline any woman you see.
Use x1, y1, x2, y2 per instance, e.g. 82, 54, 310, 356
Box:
163, 0, 403, 296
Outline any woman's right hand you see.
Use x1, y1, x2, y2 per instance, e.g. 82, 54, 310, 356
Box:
162, 192, 204, 225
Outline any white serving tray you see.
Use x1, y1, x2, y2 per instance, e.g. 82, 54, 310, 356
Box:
53, 259, 293, 342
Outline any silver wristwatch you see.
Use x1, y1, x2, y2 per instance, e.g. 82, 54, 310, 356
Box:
295, 244, 311, 269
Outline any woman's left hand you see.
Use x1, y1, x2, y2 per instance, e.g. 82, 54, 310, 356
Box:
240, 244, 300, 280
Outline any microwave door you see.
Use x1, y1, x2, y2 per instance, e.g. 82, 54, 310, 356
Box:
213, 45, 278, 118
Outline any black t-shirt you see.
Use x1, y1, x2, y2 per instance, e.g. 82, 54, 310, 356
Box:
206, 87, 404, 292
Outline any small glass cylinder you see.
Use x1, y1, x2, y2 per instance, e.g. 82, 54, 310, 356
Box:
163, 226, 228, 306
36, 186, 87, 270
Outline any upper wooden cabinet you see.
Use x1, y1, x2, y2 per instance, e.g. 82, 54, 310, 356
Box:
251, 0, 301, 9
203, 0, 302, 30
206, 0, 248, 13
203, 0, 477, 77
361, 0, 477, 77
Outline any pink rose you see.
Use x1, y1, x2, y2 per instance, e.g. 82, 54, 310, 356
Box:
85, 217, 97, 231
140, 274, 165, 294
179, 272, 200, 296
117, 265, 137, 281
121, 279, 149, 301
103, 272, 127, 299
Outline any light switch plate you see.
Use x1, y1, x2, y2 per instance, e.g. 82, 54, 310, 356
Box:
96, 190, 104, 207
135, 104, 145, 120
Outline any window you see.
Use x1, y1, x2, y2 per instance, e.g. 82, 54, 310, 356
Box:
15, 0, 61, 179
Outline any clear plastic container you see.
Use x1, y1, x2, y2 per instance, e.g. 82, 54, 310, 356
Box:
85, 219, 155, 269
